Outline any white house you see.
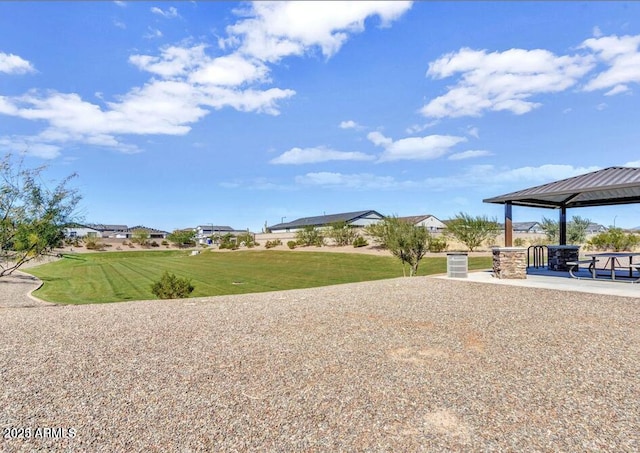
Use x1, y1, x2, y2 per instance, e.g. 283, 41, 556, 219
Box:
398, 215, 447, 232
64, 223, 101, 238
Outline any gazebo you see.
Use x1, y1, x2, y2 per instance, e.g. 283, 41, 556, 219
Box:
484, 166, 640, 247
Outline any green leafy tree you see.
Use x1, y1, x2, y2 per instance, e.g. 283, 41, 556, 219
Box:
295, 225, 325, 247
1, 154, 81, 277
540, 217, 559, 243
167, 229, 196, 248
567, 215, 591, 244
324, 221, 358, 246
151, 271, 194, 299
540, 215, 591, 244
366, 216, 429, 276
445, 212, 500, 251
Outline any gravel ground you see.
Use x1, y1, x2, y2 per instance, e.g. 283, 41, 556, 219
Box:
1, 276, 639, 452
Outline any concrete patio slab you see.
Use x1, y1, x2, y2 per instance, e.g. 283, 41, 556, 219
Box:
439, 268, 640, 299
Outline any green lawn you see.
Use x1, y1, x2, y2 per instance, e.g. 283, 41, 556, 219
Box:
25, 250, 492, 304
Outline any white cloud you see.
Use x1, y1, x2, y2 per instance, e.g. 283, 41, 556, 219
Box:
581, 34, 640, 94
592, 26, 603, 38
114, 1, 126, 7
624, 160, 640, 167
0, 52, 36, 74
144, 27, 163, 39
151, 6, 178, 19
270, 146, 374, 164
295, 172, 407, 189
422, 47, 595, 118
466, 126, 479, 138
368, 131, 466, 162
448, 150, 492, 161
0, 2, 410, 158
405, 120, 438, 134
0, 136, 61, 159
222, 1, 412, 62
604, 84, 629, 96
339, 120, 359, 129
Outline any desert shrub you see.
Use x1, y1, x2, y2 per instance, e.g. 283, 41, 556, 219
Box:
587, 228, 639, 251
151, 271, 194, 299
287, 240, 297, 249
325, 221, 358, 246
513, 238, 526, 247
295, 225, 325, 247
150, 241, 159, 247
352, 236, 368, 248
427, 235, 448, 253
84, 237, 105, 251
161, 240, 169, 246
265, 239, 282, 249
236, 232, 256, 248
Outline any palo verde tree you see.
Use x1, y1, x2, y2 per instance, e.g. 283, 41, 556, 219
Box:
366, 216, 429, 276
167, 229, 196, 248
1, 154, 81, 277
444, 212, 500, 252
540, 215, 591, 244
324, 221, 358, 246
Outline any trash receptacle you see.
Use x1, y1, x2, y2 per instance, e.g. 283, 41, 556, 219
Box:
447, 252, 468, 278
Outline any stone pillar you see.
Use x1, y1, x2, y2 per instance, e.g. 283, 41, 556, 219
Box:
492, 247, 527, 279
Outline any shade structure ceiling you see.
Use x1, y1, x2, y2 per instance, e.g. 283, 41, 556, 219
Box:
483, 167, 640, 209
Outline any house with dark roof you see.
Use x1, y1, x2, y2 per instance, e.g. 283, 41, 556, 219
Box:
267, 210, 384, 233
398, 215, 446, 232
127, 225, 169, 239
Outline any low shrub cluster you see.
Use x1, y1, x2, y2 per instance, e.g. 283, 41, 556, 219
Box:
287, 240, 297, 249
427, 235, 448, 253
150, 271, 194, 299
265, 239, 282, 249
352, 236, 368, 248
586, 228, 639, 251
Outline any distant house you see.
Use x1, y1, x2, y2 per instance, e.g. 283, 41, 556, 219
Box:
512, 222, 544, 234
64, 223, 101, 238
586, 223, 607, 234
398, 215, 446, 232
194, 225, 246, 244
267, 210, 384, 233
127, 225, 169, 239
87, 224, 129, 239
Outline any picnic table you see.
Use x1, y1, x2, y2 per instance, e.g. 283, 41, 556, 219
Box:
568, 252, 640, 282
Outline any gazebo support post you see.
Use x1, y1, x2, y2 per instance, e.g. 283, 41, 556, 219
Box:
504, 202, 513, 247
559, 206, 567, 245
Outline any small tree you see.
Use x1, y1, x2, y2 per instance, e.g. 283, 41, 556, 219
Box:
540, 216, 591, 244
367, 216, 429, 276
324, 221, 358, 246
1, 154, 81, 277
151, 271, 194, 299
167, 229, 196, 248
445, 212, 500, 251
567, 215, 591, 244
540, 217, 559, 243
295, 225, 325, 247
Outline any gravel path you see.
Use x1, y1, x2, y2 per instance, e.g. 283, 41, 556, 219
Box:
1, 277, 639, 451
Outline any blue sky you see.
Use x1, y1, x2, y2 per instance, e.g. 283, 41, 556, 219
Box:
1, 1, 640, 232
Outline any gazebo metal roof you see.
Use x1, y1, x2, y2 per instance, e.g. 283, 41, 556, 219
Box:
483, 166, 640, 246
483, 167, 640, 209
